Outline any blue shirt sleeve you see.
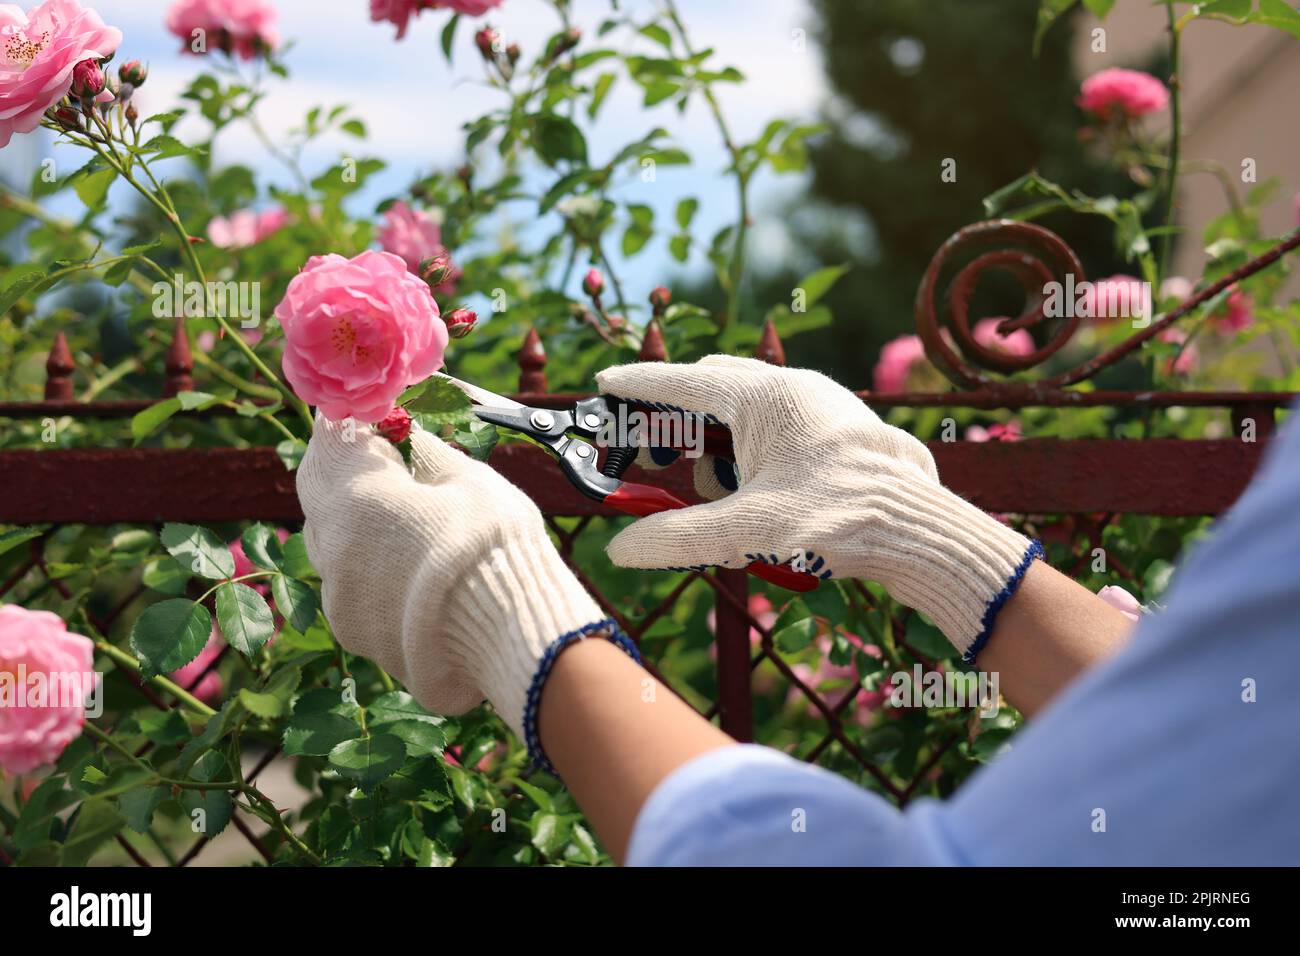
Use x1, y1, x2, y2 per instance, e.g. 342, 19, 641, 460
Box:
628, 406, 1300, 866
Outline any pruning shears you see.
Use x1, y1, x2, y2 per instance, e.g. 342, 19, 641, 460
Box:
435, 373, 820, 592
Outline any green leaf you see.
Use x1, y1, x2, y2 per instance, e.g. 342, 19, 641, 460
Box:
452, 420, 498, 461
407, 375, 475, 426
73, 167, 116, 210
60, 798, 124, 866
514, 778, 554, 811
283, 711, 362, 757
177, 700, 243, 775
534, 114, 588, 164
0, 526, 45, 557
569, 822, 601, 864
280, 533, 316, 580
440, 13, 460, 60
800, 579, 847, 620
215, 582, 276, 659
130, 599, 212, 677
674, 197, 699, 229
340, 118, 367, 138
328, 734, 406, 791
588, 71, 616, 118
1081, 0, 1115, 17
238, 667, 301, 718
773, 616, 818, 654
368, 691, 443, 727
141, 134, 206, 160
794, 263, 850, 309
159, 523, 235, 580
130, 398, 182, 445
142, 555, 190, 596
669, 233, 690, 262
904, 613, 953, 660
276, 438, 307, 471
1251, 0, 1300, 38
539, 169, 595, 214
0, 265, 47, 314
119, 785, 169, 834
176, 390, 219, 411
136, 708, 192, 746
271, 574, 319, 632
530, 811, 570, 857
639, 23, 674, 49
381, 720, 447, 758
179, 752, 233, 838
240, 524, 284, 571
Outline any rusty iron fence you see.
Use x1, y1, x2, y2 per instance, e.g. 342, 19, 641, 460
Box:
1, 219, 1296, 860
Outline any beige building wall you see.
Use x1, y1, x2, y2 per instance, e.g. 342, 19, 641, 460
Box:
1073, 4, 1299, 300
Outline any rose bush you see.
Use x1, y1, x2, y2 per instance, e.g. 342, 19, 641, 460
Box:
0, 0, 1297, 866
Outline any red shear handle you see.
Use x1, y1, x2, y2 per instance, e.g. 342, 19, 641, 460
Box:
603, 482, 821, 592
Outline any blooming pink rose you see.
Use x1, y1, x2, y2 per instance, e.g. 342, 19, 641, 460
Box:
1084, 274, 1150, 322
1097, 585, 1142, 623
0, 604, 96, 774
965, 419, 1021, 443
872, 334, 928, 392
168, 626, 224, 705
0, 0, 121, 148
1160, 276, 1193, 305
370, 0, 503, 40
1157, 327, 1197, 375
1077, 68, 1168, 121
165, 0, 279, 59
972, 317, 1034, 356
208, 207, 290, 249
377, 200, 443, 272
1210, 287, 1253, 335
275, 250, 448, 422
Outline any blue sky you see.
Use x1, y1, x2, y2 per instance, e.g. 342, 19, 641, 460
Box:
3, 0, 835, 303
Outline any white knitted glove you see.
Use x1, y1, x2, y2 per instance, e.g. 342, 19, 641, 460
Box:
597, 355, 1042, 661
296, 415, 634, 758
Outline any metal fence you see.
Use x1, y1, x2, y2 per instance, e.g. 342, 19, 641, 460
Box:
1, 218, 1295, 862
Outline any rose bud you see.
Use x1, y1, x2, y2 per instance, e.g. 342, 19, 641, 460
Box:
582, 268, 604, 299
419, 252, 454, 288
125, 102, 139, 126
649, 285, 671, 315
50, 104, 82, 131
443, 308, 478, 339
475, 26, 499, 61
70, 59, 105, 99
376, 406, 413, 444
506, 42, 521, 66
119, 59, 148, 87
553, 26, 581, 58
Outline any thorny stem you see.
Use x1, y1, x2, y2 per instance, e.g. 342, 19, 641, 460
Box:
1160, 4, 1182, 285
92, 637, 217, 718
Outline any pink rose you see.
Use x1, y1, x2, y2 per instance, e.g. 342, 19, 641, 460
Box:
0, 604, 96, 774
1084, 274, 1150, 322
872, 334, 927, 393
1077, 68, 1168, 121
0, 0, 122, 148
165, 0, 279, 59
1097, 585, 1142, 623
1210, 287, 1253, 335
1160, 276, 1193, 304
1157, 327, 1197, 375
371, 0, 502, 40
275, 250, 448, 422
168, 626, 224, 705
377, 200, 443, 272
972, 317, 1034, 356
965, 419, 1022, 443
207, 207, 290, 248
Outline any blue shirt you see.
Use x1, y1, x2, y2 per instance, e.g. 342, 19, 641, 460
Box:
627, 407, 1300, 866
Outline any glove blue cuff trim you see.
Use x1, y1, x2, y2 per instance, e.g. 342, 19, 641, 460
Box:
522, 618, 641, 776
962, 539, 1045, 666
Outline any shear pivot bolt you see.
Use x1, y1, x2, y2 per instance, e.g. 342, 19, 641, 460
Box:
529, 410, 555, 431
583, 413, 602, 429
574, 444, 592, 459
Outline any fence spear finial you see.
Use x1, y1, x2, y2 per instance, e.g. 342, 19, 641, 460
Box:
756, 316, 785, 366
44, 331, 75, 401
637, 318, 667, 362
163, 317, 193, 397
518, 326, 547, 392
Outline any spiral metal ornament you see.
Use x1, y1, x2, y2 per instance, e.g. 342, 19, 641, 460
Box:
914, 220, 1085, 388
